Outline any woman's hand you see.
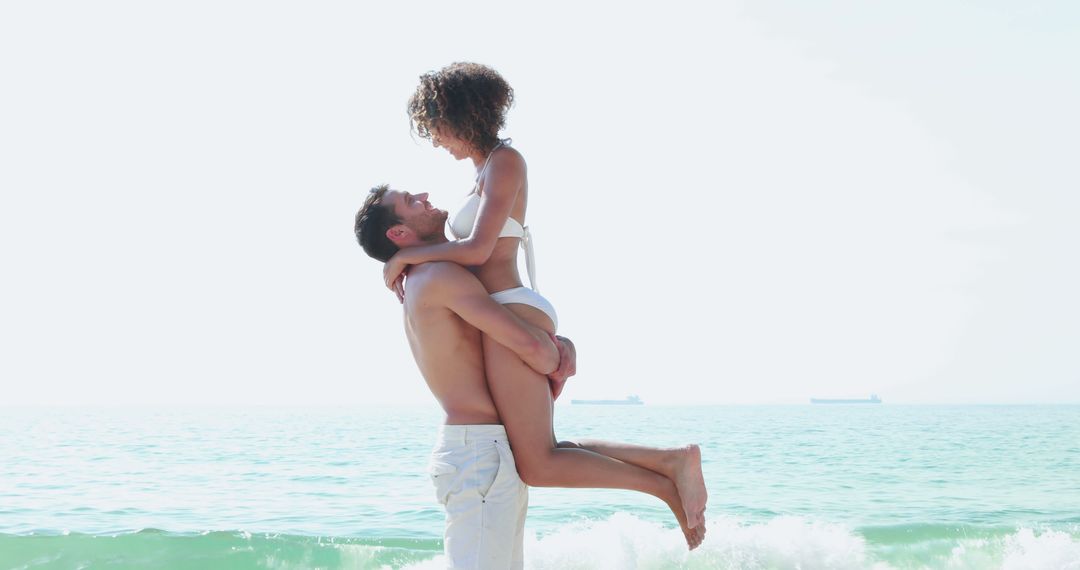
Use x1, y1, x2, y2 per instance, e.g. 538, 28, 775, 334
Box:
383, 254, 408, 292
391, 274, 405, 303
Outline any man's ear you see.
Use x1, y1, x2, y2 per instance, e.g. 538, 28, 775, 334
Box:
385, 224, 411, 245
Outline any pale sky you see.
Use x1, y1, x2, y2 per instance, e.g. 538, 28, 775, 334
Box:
1, 1, 1077, 406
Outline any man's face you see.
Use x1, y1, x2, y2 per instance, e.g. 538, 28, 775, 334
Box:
385, 190, 448, 241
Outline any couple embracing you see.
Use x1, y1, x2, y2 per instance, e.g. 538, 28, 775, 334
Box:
355, 62, 708, 569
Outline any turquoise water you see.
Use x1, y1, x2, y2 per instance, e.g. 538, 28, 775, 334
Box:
2, 405, 1078, 569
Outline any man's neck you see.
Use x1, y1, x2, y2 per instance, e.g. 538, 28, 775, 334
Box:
424, 232, 449, 246
402, 233, 450, 279
402, 233, 449, 263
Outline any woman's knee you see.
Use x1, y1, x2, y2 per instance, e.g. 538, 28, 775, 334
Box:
513, 449, 559, 487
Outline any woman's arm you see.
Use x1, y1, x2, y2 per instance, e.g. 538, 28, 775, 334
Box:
383, 150, 525, 289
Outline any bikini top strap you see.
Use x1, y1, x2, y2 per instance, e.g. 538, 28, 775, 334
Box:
520, 225, 538, 293
471, 139, 510, 194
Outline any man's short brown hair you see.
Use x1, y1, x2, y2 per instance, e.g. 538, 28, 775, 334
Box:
354, 185, 401, 262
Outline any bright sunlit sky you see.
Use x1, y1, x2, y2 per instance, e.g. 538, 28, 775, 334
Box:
1, 1, 1077, 406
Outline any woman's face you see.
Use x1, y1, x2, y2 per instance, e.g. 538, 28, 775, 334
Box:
431, 126, 471, 161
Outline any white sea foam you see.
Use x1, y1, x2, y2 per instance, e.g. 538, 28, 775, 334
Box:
526, 513, 885, 570
1001, 528, 1080, 570
402, 513, 884, 570
399, 516, 1080, 570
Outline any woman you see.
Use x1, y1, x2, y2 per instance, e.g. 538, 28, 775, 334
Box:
384, 62, 708, 548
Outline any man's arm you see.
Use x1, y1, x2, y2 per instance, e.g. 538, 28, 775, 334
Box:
429, 263, 559, 375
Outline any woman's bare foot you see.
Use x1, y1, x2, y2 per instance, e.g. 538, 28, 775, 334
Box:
664, 444, 708, 529
659, 480, 705, 550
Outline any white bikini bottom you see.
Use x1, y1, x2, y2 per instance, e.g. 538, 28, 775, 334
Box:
490, 287, 558, 331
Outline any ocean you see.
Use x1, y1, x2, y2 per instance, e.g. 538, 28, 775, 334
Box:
1, 405, 1078, 569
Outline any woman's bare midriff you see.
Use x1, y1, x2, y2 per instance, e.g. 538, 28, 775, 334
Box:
473, 238, 555, 333
473, 237, 525, 291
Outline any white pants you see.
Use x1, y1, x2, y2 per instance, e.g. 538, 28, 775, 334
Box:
429, 424, 528, 570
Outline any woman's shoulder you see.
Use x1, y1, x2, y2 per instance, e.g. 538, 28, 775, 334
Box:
488, 142, 526, 172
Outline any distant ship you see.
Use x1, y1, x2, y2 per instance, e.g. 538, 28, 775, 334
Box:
571, 395, 644, 406
810, 394, 882, 404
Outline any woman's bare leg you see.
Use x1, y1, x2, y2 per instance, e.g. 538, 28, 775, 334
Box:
497, 304, 708, 528
557, 440, 707, 528
483, 334, 703, 547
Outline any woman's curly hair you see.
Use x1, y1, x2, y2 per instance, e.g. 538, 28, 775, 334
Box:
408, 62, 514, 155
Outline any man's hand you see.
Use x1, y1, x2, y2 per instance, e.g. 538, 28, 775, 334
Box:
548, 334, 576, 401
549, 334, 576, 382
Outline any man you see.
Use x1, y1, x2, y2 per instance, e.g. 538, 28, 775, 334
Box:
354, 185, 575, 569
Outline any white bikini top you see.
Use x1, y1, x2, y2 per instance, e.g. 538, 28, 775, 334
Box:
448, 141, 540, 291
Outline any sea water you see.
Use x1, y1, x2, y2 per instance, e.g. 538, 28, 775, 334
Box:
1, 405, 1078, 569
